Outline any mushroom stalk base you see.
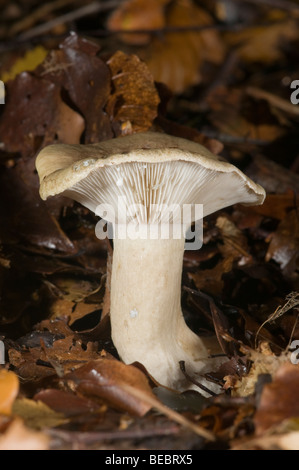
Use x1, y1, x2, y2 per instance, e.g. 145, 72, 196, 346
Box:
110, 236, 223, 393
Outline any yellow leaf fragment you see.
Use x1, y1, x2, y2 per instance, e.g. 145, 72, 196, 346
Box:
1, 46, 48, 82
12, 398, 67, 430
0, 369, 19, 415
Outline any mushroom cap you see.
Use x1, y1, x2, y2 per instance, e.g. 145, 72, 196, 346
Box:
36, 132, 265, 221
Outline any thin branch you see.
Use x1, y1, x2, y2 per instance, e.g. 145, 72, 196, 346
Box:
17, 0, 122, 40
47, 423, 181, 448
8, 0, 79, 37
179, 361, 217, 396
247, 86, 299, 117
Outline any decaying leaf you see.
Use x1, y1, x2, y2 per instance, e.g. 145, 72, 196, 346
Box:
12, 398, 67, 430
106, 50, 160, 135
65, 358, 155, 417
189, 214, 251, 296
227, 342, 291, 397
33, 389, 100, 417
225, 18, 299, 63
0, 72, 84, 157
254, 362, 299, 435
38, 34, 113, 144
266, 209, 299, 276
207, 86, 285, 143
107, 0, 170, 45
108, 0, 225, 93
1, 46, 48, 82
144, 0, 225, 93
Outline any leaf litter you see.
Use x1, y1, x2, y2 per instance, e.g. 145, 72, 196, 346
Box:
0, 0, 299, 450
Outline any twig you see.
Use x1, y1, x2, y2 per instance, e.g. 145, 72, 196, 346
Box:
246, 86, 299, 117
179, 361, 217, 396
17, 0, 122, 40
47, 423, 181, 448
119, 383, 216, 442
197, 50, 240, 111
255, 292, 299, 348
8, 0, 79, 37
200, 129, 269, 146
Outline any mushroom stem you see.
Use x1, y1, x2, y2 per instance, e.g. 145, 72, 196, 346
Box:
110, 235, 222, 392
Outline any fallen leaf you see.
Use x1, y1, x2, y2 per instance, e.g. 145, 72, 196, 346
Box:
106, 50, 160, 135
189, 215, 251, 296
12, 398, 67, 430
107, 0, 170, 45
0, 370, 19, 415
38, 34, 113, 144
143, 0, 225, 93
1, 46, 48, 82
225, 18, 299, 63
254, 362, 299, 435
0, 418, 49, 450
266, 209, 299, 275
0, 165, 76, 252
65, 358, 155, 416
207, 86, 285, 142
33, 389, 100, 417
231, 344, 291, 397
0, 71, 84, 157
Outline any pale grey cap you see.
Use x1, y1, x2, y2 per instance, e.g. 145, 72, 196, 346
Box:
36, 132, 266, 224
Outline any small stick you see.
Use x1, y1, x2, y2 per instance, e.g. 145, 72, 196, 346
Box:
18, 1, 122, 40
179, 361, 217, 397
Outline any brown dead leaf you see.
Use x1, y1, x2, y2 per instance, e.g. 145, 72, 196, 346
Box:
34, 389, 100, 417
0, 370, 19, 415
106, 50, 160, 135
142, 0, 225, 93
107, 0, 170, 45
12, 398, 67, 430
234, 192, 296, 230
225, 19, 299, 63
0, 164, 75, 252
266, 209, 299, 275
254, 362, 299, 435
38, 34, 113, 144
0, 418, 49, 450
207, 86, 285, 142
65, 358, 154, 417
189, 215, 251, 296
0, 72, 84, 157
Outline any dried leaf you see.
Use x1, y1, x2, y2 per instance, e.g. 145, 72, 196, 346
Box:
0, 72, 84, 157
266, 209, 299, 274
254, 362, 299, 435
107, 0, 170, 45
106, 50, 160, 135
34, 389, 100, 417
0, 165, 76, 252
189, 215, 251, 296
38, 34, 113, 144
12, 398, 67, 430
0, 370, 19, 415
143, 0, 225, 93
65, 358, 155, 416
231, 344, 291, 397
225, 19, 299, 63
207, 86, 285, 142
1, 46, 48, 82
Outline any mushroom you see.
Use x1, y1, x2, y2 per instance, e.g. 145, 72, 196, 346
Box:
36, 132, 265, 392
